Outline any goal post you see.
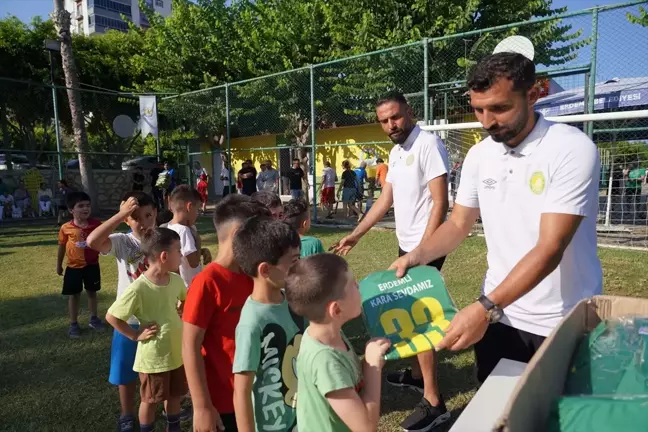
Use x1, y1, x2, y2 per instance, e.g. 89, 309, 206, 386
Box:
419, 110, 648, 251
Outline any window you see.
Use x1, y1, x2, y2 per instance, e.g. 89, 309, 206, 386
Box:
88, 15, 94, 25
95, 15, 129, 31
155, 0, 163, 7
92, 0, 132, 15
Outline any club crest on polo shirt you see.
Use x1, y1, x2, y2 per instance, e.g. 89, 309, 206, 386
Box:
360, 266, 458, 361
529, 171, 546, 194
406, 154, 415, 166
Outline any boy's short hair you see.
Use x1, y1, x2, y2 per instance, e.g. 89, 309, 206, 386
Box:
285, 254, 349, 322
251, 190, 282, 209
233, 216, 300, 277
282, 199, 308, 231
66, 191, 91, 209
169, 184, 201, 208
140, 227, 180, 259
122, 191, 155, 208
213, 194, 270, 231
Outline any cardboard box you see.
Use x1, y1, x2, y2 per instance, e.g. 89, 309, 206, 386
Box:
495, 295, 648, 432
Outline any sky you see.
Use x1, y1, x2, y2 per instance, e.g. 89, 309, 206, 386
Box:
1, 0, 645, 82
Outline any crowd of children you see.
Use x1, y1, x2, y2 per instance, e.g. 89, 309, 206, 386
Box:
54, 184, 387, 432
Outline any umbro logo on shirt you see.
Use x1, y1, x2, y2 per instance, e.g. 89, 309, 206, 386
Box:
482, 178, 497, 189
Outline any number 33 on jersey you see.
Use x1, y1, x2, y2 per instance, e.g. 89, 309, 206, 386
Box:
360, 266, 458, 361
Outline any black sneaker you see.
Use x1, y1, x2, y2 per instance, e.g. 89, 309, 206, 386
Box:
386, 368, 424, 393
116, 415, 135, 432
401, 397, 451, 432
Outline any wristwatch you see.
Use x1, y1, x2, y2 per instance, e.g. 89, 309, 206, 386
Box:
478, 295, 503, 324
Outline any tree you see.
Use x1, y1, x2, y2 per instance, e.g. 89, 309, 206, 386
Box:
627, 6, 648, 27
52, 0, 96, 203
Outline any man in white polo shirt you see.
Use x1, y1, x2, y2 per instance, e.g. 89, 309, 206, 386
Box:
391, 52, 603, 383
332, 91, 451, 431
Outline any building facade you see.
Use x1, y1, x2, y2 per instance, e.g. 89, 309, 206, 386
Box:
64, 0, 171, 35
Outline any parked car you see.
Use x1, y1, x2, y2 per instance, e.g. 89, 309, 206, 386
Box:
121, 156, 159, 171
0, 153, 50, 170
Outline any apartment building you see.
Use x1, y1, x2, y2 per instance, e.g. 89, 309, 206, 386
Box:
64, 0, 171, 35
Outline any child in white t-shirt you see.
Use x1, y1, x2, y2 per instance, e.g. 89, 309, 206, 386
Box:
165, 185, 211, 288
86, 191, 158, 432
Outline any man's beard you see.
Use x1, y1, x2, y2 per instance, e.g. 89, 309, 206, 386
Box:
389, 124, 414, 144
486, 110, 529, 144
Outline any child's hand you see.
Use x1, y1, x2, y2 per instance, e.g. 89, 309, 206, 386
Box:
119, 197, 139, 217
136, 322, 158, 341
201, 248, 212, 264
364, 337, 391, 368
56, 264, 63, 276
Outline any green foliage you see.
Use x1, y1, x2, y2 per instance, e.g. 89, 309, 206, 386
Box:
627, 6, 648, 27
1, 0, 593, 150
599, 140, 648, 166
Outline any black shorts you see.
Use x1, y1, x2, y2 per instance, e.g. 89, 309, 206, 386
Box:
62, 264, 101, 295
398, 247, 446, 271
473, 322, 546, 383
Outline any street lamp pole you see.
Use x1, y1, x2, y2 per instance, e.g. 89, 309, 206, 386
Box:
45, 39, 64, 180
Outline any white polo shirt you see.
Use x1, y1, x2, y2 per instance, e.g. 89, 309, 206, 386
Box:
386, 126, 449, 252
455, 114, 602, 336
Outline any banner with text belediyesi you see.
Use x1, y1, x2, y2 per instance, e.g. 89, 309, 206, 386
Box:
360, 266, 457, 361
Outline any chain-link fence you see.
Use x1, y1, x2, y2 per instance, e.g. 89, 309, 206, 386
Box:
2, 2, 647, 239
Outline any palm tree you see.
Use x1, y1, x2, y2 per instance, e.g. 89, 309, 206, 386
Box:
51, 0, 97, 205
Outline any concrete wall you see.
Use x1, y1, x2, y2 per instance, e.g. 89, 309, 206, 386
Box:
0, 169, 132, 210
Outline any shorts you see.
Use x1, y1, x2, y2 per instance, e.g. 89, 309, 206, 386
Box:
61, 264, 101, 295
291, 189, 304, 200
139, 366, 188, 404
342, 187, 356, 203
473, 322, 546, 383
108, 324, 139, 386
321, 187, 335, 205
193, 412, 237, 431
398, 247, 446, 271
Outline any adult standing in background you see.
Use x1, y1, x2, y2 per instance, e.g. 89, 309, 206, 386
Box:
220, 154, 233, 197
238, 159, 257, 196
161, 160, 177, 209
320, 160, 337, 218
257, 159, 279, 193
299, 148, 310, 203
331, 91, 450, 431
287, 158, 306, 200
391, 53, 602, 385
150, 162, 164, 210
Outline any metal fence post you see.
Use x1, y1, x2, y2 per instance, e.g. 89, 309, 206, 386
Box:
310, 65, 317, 221
586, 8, 599, 138
423, 38, 430, 125
155, 95, 162, 162
225, 83, 232, 188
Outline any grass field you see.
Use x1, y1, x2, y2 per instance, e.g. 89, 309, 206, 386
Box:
1, 220, 647, 432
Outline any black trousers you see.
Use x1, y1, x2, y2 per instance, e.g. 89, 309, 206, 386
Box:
398, 247, 446, 271
473, 322, 546, 383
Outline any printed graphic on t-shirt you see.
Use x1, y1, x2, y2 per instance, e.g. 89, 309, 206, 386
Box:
360, 266, 457, 360
245, 308, 306, 431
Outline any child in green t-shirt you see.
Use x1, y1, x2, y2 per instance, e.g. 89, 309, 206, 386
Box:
285, 254, 391, 432
283, 198, 325, 257
105, 227, 187, 432
232, 216, 304, 432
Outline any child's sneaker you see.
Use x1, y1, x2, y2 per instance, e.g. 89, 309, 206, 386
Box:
89, 316, 105, 331
116, 414, 136, 432
68, 322, 81, 339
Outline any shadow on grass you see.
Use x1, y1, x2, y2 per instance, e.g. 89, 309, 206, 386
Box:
4, 238, 59, 248
0, 293, 66, 331
0, 319, 116, 431
0, 251, 13, 256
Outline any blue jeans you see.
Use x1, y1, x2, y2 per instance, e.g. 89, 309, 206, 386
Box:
291, 189, 304, 200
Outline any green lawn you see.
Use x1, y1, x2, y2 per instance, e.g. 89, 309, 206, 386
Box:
0, 221, 647, 431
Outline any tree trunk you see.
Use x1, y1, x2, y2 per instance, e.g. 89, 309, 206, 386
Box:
51, 0, 98, 207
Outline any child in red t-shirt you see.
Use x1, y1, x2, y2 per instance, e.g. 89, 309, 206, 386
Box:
182, 194, 270, 431
196, 174, 208, 214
